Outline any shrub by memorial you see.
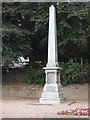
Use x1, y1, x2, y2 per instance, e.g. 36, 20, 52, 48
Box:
60, 60, 88, 85
27, 66, 45, 85
26, 60, 88, 85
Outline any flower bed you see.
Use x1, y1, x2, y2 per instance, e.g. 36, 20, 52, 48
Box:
57, 108, 90, 116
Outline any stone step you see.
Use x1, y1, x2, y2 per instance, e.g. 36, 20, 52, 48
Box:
39, 97, 64, 104
42, 92, 63, 98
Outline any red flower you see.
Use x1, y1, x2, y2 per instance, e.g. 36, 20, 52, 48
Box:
57, 108, 90, 116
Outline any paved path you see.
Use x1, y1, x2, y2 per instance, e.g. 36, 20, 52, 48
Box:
1, 97, 88, 118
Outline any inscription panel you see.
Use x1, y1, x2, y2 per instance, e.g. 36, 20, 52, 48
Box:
47, 72, 55, 84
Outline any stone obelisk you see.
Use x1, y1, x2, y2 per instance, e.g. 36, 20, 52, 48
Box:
39, 5, 64, 104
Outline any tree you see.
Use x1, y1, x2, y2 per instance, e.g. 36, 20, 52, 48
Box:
2, 2, 90, 69
2, 2, 49, 67
56, 2, 89, 62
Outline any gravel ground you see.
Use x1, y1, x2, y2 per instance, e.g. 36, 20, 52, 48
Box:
1, 97, 88, 118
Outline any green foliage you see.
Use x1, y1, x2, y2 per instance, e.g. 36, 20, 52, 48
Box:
26, 66, 45, 85
2, 3, 49, 67
2, 2, 89, 85
2, 26, 31, 65
60, 60, 88, 85
26, 60, 88, 85
57, 2, 89, 62
2, 2, 90, 68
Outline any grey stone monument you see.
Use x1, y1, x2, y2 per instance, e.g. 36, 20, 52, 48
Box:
39, 5, 64, 104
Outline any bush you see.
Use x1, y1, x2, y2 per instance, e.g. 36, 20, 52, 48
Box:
26, 66, 45, 85
26, 60, 88, 85
60, 60, 88, 85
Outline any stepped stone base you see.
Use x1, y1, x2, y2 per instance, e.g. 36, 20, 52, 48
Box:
39, 83, 65, 104
39, 98, 64, 104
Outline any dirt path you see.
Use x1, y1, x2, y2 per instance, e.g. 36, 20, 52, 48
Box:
1, 97, 88, 118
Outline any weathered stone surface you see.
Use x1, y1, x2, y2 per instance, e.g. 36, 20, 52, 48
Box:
39, 98, 64, 104
39, 5, 64, 104
46, 5, 58, 67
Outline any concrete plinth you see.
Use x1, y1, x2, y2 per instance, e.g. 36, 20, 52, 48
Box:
39, 98, 63, 104
39, 67, 65, 104
39, 86, 64, 104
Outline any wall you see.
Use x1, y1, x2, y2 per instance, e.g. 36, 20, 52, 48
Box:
2, 83, 88, 100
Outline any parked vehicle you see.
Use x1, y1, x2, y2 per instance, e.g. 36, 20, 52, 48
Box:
8, 56, 29, 69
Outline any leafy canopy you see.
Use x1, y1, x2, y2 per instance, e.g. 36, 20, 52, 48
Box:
2, 2, 90, 67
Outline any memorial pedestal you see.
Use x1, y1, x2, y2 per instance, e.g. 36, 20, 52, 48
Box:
39, 67, 64, 104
